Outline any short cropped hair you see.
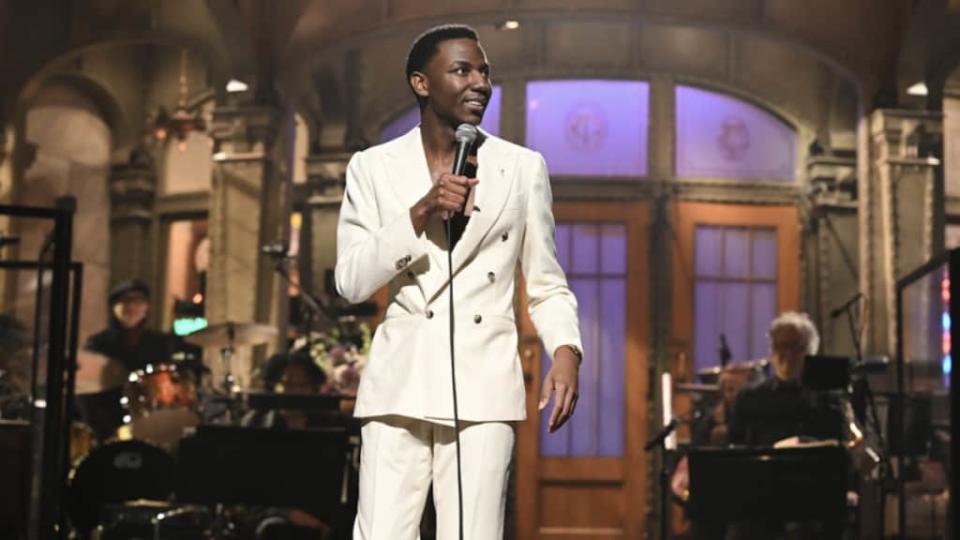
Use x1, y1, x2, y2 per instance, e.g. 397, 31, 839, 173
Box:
263, 349, 326, 391
768, 311, 820, 355
405, 24, 479, 104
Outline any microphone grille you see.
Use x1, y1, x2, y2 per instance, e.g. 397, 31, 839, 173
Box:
455, 123, 479, 144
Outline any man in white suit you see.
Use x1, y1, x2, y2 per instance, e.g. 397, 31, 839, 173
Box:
336, 24, 583, 539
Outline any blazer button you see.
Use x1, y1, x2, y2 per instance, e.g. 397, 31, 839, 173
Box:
426, 310, 434, 319
473, 314, 482, 324
487, 272, 495, 283
501, 232, 509, 242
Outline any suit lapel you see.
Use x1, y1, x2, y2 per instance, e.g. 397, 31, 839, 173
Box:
382, 127, 439, 302
426, 133, 515, 303
383, 127, 432, 212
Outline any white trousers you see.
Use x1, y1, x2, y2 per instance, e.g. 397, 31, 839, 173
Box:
352, 415, 515, 540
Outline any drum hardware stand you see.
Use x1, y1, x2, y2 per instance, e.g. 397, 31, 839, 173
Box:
833, 292, 890, 535
206, 503, 238, 540
217, 324, 240, 424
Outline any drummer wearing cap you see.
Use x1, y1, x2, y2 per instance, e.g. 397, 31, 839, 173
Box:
77, 278, 183, 440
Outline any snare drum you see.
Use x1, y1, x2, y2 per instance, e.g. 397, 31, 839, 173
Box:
123, 363, 200, 448
93, 500, 212, 540
68, 439, 176, 533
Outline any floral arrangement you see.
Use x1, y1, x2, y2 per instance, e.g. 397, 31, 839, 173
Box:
294, 323, 371, 396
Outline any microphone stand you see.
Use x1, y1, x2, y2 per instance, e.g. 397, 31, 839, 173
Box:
269, 256, 336, 353
645, 418, 680, 540
834, 294, 889, 535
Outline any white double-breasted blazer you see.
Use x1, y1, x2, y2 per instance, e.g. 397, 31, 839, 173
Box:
335, 126, 582, 423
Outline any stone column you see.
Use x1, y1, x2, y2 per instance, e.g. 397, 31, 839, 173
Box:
803, 154, 859, 354
861, 110, 944, 356
109, 148, 156, 288
304, 151, 349, 296
206, 105, 292, 389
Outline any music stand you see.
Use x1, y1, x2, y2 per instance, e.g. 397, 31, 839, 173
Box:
687, 446, 847, 538
175, 425, 356, 523
801, 355, 851, 391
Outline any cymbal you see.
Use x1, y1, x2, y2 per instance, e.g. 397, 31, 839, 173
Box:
184, 321, 278, 348
675, 382, 719, 394
696, 359, 768, 383
74, 350, 128, 394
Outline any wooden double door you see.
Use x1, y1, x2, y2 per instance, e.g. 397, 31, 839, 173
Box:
513, 200, 800, 539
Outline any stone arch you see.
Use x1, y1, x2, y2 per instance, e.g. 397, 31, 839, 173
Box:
296, 17, 861, 155
11, 79, 113, 344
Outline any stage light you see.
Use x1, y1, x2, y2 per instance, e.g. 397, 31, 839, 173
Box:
174, 317, 208, 336
498, 20, 520, 30
226, 79, 249, 93
907, 82, 928, 96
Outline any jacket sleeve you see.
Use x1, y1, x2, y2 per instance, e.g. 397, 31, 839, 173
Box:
334, 151, 428, 303
520, 153, 583, 359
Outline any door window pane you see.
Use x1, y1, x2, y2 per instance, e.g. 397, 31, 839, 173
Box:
693, 226, 778, 371
541, 222, 627, 457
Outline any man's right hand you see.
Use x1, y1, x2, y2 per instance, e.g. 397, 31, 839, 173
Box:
410, 173, 479, 236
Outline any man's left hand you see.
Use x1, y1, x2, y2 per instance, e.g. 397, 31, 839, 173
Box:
539, 346, 580, 433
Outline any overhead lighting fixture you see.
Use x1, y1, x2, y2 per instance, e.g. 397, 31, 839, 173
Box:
149, 49, 206, 149
226, 79, 249, 93
498, 19, 520, 30
907, 82, 928, 96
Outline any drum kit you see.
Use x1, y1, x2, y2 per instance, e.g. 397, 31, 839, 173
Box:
67, 321, 346, 539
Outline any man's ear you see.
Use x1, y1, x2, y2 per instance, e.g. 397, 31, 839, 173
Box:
410, 71, 429, 100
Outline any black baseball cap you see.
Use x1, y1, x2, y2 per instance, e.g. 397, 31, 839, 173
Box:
108, 279, 150, 304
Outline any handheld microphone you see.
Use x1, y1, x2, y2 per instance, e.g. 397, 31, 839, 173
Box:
451, 124, 479, 215
719, 333, 732, 368
452, 123, 479, 176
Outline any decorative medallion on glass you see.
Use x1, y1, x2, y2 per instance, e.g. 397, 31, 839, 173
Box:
526, 80, 649, 177
676, 85, 796, 181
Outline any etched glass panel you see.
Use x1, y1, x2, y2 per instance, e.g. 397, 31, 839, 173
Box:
676, 85, 796, 181
526, 80, 649, 177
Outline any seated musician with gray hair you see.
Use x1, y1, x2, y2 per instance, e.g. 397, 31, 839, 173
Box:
728, 311, 849, 447
718, 311, 857, 540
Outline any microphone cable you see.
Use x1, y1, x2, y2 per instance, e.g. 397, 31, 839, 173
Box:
444, 122, 477, 540
444, 216, 465, 540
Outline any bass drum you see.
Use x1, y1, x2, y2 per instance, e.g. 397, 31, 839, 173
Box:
123, 363, 200, 449
68, 439, 175, 534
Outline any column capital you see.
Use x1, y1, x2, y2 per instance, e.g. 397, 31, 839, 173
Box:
110, 149, 156, 223
805, 154, 857, 207
305, 151, 350, 207
210, 105, 284, 157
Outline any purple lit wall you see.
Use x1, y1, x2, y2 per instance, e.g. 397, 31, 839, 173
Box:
379, 85, 502, 143
693, 226, 777, 371
526, 80, 649, 177
541, 222, 626, 457
676, 86, 796, 181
